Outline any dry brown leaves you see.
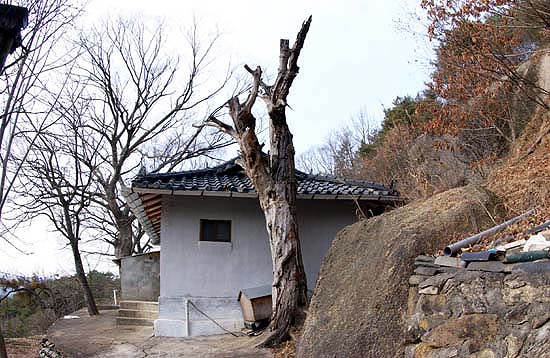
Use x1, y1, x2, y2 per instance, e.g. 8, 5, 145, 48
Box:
5, 336, 43, 358
443, 106, 550, 254
487, 108, 550, 213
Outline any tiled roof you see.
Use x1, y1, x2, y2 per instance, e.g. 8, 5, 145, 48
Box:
132, 157, 399, 199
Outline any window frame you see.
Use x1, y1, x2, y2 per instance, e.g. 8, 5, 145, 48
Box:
199, 219, 232, 243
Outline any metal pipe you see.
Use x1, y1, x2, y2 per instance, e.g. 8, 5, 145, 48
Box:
444, 208, 536, 256
185, 298, 190, 337
504, 250, 550, 263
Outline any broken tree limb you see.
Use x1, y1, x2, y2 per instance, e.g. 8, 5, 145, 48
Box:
444, 208, 537, 256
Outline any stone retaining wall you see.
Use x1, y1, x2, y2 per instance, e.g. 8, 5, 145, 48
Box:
405, 269, 550, 357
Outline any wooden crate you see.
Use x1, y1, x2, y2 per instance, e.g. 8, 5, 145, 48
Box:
238, 285, 272, 322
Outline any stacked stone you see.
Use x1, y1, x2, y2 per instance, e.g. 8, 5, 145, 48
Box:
405, 260, 550, 357
39, 338, 63, 358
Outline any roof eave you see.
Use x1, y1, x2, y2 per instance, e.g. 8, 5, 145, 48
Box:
132, 187, 401, 201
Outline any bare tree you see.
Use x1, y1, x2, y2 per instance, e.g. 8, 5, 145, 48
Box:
70, 18, 233, 262
297, 110, 378, 178
0, 1, 82, 356
205, 16, 312, 347
16, 107, 100, 316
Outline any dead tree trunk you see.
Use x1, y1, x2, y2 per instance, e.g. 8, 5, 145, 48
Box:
207, 16, 312, 347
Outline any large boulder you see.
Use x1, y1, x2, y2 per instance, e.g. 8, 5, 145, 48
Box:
297, 185, 501, 357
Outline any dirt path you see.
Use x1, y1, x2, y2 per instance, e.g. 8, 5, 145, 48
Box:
47, 309, 273, 357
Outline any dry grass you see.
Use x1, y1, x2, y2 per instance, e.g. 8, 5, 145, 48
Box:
5, 336, 43, 358
487, 108, 550, 215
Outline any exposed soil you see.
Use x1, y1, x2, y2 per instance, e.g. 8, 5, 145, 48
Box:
47, 309, 273, 357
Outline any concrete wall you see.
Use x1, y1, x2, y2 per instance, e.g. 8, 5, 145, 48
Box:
154, 196, 357, 337
120, 251, 160, 302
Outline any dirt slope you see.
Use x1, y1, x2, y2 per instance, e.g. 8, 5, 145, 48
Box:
296, 185, 500, 357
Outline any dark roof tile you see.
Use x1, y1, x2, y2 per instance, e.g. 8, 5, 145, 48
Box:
132, 157, 399, 199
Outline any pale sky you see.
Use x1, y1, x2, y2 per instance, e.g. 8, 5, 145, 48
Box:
1, 0, 433, 276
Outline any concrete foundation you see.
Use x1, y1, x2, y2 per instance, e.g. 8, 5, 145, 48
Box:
154, 296, 242, 337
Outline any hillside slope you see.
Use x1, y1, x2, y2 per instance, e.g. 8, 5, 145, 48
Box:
297, 52, 550, 358
488, 52, 550, 213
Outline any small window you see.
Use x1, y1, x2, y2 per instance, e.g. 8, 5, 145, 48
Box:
200, 219, 231, 242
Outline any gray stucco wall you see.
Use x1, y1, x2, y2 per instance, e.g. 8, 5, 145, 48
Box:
120, 251, 160, 301
155, 195, 357, 337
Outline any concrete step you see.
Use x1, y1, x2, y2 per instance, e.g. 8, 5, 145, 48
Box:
118, 309, 158, 319
119, 300, 158, 311
117, 317, 155, 327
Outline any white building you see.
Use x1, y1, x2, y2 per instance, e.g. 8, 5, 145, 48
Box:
123, 157, 399, 337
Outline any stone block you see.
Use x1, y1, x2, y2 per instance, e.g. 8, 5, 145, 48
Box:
467, 261, 506, 273
421, 314, 499, 349
416, 294, 448, 318
437, 266, 459, 274
407, 287, 418, 316
414, 261, 440, 268
416, 255, 436, 263
415, 266, 438, 276
409, 275, 428, 286
512, 261, 550, 274
434, 256, 466, 268
419, 286, 439, 295
419, 272, 456, 290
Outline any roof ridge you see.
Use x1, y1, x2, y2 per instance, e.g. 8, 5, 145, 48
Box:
137, 157, 240, 179
296, 171, 391, 191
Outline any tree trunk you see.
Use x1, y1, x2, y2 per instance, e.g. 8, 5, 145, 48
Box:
70, 241, 99, 316
114, 218, 133, 260
0, 325, 7, 358
236, 113, 308, 347
207, 15, 312, 347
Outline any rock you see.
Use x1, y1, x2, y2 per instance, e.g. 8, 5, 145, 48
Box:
436, 266, 459, 274
406, 270, 550, 357
39, 338, 63, 358
472, 348, 496, 358
505, 335, 524, 358
531, 311, 550, 329
296, 185, 502, 358
415, 266, 439, 276
512, 261, 550, 274
421, 314, 499, 349
408, 287, 419, 316
417, 293, 448, 315
414, 261, 440, 268
419, 286, 439, 295
409, 275, 429, 286
411, 343, 459, 358
419, 272, 456, 290
467, 261, 506, 273
434, 256, 466, 268
503, 263, 520, 273
416, 255, 436, 263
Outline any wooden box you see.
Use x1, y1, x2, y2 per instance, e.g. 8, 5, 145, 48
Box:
238, 285, 272, 323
